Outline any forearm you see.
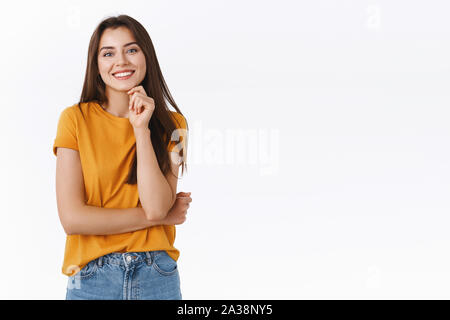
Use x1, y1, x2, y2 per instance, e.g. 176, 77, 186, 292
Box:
66, 204, 165, 236
134, 128, 175, 220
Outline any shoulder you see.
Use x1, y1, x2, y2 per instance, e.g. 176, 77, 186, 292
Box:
59, 102, 87, 118
59, 101, 94, 122
166, 112, 188, 152
169, 111, 187, 130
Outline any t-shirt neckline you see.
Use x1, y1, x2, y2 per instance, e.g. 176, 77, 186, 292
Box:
92, 101, 132, 127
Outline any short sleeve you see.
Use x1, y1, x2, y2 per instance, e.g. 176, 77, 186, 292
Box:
53, 107, 79, 156
167, 113, 187, 153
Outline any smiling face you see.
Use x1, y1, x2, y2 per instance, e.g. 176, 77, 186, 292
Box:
97, 26, 146, 92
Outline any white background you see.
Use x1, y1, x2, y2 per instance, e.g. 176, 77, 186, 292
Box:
1, 0, 449, 299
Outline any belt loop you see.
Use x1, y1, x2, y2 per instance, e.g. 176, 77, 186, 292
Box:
98, 255, 103, 267
145, 251, 152, 266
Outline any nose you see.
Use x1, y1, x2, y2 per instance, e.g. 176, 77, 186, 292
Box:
115, 50, 129, 66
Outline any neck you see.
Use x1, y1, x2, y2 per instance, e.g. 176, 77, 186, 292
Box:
103, 86, 130, 118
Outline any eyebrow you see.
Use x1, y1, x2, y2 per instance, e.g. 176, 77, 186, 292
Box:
99, 42, 138, 52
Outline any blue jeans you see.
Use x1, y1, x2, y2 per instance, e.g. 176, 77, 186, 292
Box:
66, 250, 182, 300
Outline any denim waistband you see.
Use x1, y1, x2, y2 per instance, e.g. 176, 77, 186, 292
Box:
96, 250, 166, 268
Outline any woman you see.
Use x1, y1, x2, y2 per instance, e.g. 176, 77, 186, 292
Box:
53, 14, 191, 300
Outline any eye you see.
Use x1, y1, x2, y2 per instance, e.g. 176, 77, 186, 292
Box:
102, 48, 138, 57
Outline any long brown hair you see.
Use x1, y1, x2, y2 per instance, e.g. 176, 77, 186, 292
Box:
76, 14, 188, 184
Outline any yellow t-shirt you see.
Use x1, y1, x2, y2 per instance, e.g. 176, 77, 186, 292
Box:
52, 101, 187, 277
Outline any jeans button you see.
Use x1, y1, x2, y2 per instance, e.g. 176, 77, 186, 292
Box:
126, 256, 132, 262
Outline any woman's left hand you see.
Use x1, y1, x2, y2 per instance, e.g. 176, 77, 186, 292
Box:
127, 85, 155, 130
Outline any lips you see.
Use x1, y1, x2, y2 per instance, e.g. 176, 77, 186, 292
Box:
112, 69, 135, 75
112, 70, 135, 80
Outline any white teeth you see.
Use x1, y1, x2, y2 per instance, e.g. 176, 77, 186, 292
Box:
114, 71, 133, 77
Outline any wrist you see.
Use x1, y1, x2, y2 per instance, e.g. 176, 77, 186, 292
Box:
133, 127, 151, 138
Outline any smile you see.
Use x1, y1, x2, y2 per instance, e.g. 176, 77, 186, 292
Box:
113, 70, 135, 80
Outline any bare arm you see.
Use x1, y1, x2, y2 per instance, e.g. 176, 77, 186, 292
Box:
134, 128, 176, 221
66, 205, 163, 236
73, 192, 192, 235
56, 147, 170, 235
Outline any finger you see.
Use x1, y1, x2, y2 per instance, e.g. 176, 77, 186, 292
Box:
134, 86, 146, 95
131, 94, 138, 113
176, 193, 188, 197
133, 97, 141, 114
127, 87, 139, 95
136, 98, 143, 114
177, 194, 191, 198
176, 192, 190, 197
129, 92, 141, 112
128, 93, 134, 111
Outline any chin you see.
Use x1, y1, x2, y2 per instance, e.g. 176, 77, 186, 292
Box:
108, 83, 135, 92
